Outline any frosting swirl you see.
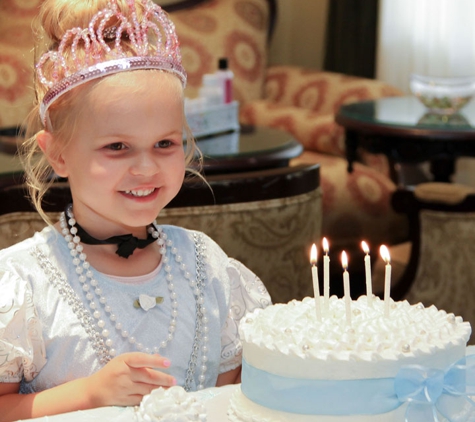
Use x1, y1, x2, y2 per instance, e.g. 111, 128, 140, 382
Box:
137, 386, 207, 421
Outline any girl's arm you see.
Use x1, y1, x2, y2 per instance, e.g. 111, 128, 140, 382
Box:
215, 365, 241, 386
0, 352, 176, 422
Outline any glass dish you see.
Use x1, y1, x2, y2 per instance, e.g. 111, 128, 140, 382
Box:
410, 74, 475, 115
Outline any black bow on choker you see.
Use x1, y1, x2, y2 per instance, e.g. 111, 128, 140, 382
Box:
66, 214, 156, 259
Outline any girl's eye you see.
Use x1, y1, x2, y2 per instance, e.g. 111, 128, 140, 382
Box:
157, 140, 173, 148
106, 142, 126, 151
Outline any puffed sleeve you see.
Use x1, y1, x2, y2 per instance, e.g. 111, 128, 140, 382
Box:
219, 258, 271, 373
0, 270, 47, 383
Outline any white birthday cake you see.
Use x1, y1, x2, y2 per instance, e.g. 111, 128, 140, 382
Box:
228, 296, 472, 422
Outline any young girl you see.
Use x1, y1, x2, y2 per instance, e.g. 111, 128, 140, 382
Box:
0, 0, 271, 420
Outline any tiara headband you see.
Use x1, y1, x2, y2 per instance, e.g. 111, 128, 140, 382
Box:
36, 0, 187, 126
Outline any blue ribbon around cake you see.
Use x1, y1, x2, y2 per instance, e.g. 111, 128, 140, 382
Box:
241, 354, 475, 421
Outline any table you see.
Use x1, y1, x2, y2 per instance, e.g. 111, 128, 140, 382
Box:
335, 96, 475, 182
196, 125, 303, 174
17, 384, 237, 422
15, 345, 475, 421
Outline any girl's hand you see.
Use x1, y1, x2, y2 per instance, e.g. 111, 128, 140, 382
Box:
87, 352, 176, 407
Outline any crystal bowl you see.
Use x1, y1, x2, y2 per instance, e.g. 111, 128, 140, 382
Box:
410, 74, 475, 114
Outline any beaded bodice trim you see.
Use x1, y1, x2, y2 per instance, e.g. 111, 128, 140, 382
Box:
184, 233, 207, 391
31, 230, 208, 389
32, 247, 111, 365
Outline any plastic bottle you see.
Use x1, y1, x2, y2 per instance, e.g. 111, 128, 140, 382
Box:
217, 57, 234, 104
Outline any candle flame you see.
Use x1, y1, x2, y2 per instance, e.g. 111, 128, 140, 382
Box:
380, 245, 391, 264
341, 251, 348, 269
322, 237, 329, 253
310, 243, 318, 265
361, 240, 369, 254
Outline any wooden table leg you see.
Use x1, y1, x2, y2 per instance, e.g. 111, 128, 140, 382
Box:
345, 129, 358, 173
429, 157, 455, 182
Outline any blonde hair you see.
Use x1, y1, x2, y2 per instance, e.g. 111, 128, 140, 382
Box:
21, 0, 200, 224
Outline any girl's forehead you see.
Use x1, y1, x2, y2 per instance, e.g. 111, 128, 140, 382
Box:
71, 71, 184, 133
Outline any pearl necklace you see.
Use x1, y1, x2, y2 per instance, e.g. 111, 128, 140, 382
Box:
60, 205, 208, 390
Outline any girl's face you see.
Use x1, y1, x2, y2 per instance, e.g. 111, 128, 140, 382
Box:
49, 70, 186, 237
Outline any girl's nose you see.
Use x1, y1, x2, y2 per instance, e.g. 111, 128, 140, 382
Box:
130, 152, 159, 176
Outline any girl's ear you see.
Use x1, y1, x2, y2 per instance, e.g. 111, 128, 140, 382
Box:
36, 130, 69, 177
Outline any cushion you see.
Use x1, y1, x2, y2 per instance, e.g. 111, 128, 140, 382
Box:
414, 182, 475, 205
291, 151, 408, 250
240, 98, 392, 178
156, 189, 322, 303
263, 65, 403, 114
0, 0, 41, 128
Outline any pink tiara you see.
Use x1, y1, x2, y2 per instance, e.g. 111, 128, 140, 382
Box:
36, 0, 186, 125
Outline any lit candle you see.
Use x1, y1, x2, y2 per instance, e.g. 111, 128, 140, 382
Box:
322, 237, 330, 310
361, 241, 373, 307
380, 245, 392, 317
310, 244, 322, 321
341, 251, 352, 326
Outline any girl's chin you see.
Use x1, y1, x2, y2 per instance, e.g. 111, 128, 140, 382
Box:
126, 208, 164, 225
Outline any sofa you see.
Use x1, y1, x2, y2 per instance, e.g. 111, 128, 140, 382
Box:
0, 0, 408, 295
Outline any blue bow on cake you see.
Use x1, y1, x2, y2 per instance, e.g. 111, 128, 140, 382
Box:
394, 354, 475, 421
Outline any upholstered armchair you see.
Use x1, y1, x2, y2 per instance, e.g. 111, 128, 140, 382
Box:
0, 0, 408, 291
389, 182, 475, 343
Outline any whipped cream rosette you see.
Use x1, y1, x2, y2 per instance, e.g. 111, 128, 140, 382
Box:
137, 386, 207, 422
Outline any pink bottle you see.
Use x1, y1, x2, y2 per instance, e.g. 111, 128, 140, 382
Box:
217, 58, 234, 104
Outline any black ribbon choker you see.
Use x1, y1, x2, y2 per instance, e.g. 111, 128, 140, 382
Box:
66, 210, 156, 259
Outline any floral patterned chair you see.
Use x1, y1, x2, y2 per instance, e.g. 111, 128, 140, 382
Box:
0, 0, 408, 294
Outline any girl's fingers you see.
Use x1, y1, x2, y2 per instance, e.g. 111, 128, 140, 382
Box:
121, 353, 176, 387
123, 352, 171, 370
130, 366, 176, 387
126, 380, 176, 406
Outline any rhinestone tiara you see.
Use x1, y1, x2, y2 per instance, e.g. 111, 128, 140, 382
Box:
36, 0, 187, 125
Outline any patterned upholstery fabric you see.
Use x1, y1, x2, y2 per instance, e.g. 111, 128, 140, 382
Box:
0, 212, 57, 250
240, 66, 402, 166
238, 68, 408, 260
0, 0, 38, 128
404, 210, 475, 344
171, 0, 269, 103
156, 190, 322, 303
0, 189, 322, 304
291, 152, 407, 253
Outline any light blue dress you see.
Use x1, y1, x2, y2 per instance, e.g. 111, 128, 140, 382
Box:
0, 225, 271, 393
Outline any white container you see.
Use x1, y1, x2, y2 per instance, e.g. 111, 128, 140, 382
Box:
200, 73, 224, 106
185, 100, 240, 139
